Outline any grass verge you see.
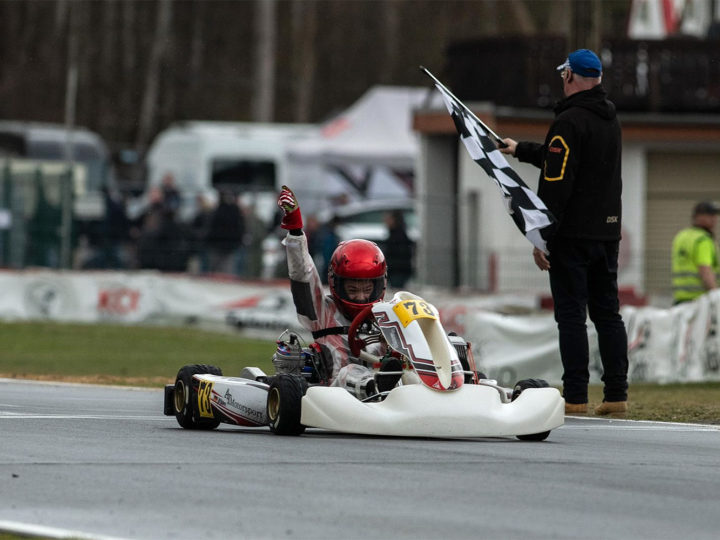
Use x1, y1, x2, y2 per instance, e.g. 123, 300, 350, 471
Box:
0, 321, 276, 386
1, 321, 718, 424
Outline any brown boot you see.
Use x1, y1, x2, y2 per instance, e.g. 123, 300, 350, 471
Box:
565, 402, 588, 414
594, 401, 628, 415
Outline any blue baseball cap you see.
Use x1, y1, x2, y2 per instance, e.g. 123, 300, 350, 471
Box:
556, 49, 602, 77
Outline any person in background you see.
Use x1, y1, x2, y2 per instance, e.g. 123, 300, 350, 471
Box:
136, 186, 190, 272
671, 201, 719, 304
83, 186, 131, 269
205, 189, 245, 274
189, 193, 214, 274
383, 209, 414, 289
304, 213, 321, 262
239, 200, 267, 278
499, 48, 628, 416
319, 215, 341, 285
160, 172, 181, 215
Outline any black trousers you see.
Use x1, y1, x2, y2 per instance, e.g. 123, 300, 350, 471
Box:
548, 238, 629, 404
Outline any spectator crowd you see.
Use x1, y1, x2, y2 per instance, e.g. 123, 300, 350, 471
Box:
19, 172, 416, 285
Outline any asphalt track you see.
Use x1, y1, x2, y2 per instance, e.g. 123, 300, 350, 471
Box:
1, 379, 719, 540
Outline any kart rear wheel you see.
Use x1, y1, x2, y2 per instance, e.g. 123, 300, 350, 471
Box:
174, 364, 223, 430
512, 378, 551, 442
267, 374, 308, 436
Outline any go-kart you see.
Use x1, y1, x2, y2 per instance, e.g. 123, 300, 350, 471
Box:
163, 291, 564, 440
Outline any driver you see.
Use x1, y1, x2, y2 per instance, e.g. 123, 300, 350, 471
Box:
278, 185, 390, 399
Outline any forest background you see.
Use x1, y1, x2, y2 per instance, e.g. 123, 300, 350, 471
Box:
0, 0, 631, 159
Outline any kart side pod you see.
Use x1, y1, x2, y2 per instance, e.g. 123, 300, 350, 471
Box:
164, 366, 270, 429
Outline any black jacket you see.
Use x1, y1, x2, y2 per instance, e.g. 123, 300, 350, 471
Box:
515, 85, 622, 242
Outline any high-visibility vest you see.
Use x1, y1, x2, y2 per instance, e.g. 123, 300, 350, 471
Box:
671, 226, 719, 303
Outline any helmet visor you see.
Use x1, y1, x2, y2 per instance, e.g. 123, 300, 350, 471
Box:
335, 276, 385, 305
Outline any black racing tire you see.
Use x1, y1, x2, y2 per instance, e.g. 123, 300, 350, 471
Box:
511, 378, 551, 442
267, 374, 308, 436
174, 364, 223, 430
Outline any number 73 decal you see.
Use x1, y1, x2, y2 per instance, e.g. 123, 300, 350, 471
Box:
198, 380, 215, 418
393, 299, 437, 327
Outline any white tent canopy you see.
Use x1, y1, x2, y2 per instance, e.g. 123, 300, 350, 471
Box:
287, 85, 429, 167
286, 86, 431, 213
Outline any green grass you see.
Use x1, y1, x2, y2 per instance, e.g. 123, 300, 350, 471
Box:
0, 536, 62, 540
1, 321, 718, 424
589, 382, 720, 424
0, 321, 276, 385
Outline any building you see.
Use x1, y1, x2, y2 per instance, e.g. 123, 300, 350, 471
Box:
413, 105, 720, 304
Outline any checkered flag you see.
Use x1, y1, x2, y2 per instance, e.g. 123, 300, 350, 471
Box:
424, 69, 556, 254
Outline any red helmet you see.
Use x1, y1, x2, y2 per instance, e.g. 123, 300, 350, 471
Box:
328, 239, 387, 320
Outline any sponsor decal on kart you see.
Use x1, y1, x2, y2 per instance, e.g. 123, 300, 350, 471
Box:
197, 380, 215, 418
392, 299, 437, 327
218, 389, 265, 424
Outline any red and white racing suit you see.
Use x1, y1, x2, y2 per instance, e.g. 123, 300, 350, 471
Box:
284, 231, 382, 399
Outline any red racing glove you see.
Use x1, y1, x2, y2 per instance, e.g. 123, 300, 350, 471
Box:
277, 185, 303, 230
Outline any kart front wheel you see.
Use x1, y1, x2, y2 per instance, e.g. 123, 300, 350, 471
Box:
174, 364, 223, 430
512, 378, 551, 442
267, 374, 308, 436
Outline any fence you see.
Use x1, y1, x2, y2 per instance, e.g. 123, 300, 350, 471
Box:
0, 161, 684, 303
445, 36, 720, 114
0, 159, 84, 269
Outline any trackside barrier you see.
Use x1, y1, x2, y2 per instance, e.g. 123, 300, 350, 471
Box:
0, 269, 719, 385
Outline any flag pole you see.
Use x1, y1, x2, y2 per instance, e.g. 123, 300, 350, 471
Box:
420, 66, 508, 148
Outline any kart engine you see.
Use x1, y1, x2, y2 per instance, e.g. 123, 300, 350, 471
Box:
272, 332, 305, 376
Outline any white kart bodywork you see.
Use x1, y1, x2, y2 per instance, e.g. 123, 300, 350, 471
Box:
179, 290, 565, 439
301, 383, 564, 438
299, 290, 564, 438
196, 374, 565, 438
196, 374, 269, 427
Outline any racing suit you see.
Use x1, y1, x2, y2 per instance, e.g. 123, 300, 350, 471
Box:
284, 231, 382, 399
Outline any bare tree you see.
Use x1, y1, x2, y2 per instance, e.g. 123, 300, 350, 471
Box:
190, 1, 205, 76
136, 0, 173, 152
508, 0, 536, 34
99, 0, 118, 132
567, 0, 603, 51
252, 0, 277, 122
548, 0, 572, 39
121, 0, 136, 76
480, 0, 501, 35
54, 0, 69, 37
291, 0, 317, 122
379, 0, 401, 82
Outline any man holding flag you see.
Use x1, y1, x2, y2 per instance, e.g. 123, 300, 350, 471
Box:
498, 49, 628, 416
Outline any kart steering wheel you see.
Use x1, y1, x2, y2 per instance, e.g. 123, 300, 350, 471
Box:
347, 304, 376, 357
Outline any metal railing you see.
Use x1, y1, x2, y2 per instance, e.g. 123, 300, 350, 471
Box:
445, 36, 720, 114
0, 159, 82, 269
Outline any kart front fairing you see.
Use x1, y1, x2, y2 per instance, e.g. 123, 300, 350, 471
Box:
301, 383, 564, 438
300, 292, 565, 438
372, 292, 465, 391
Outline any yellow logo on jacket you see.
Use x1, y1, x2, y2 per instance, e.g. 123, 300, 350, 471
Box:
543, 135, 569, 181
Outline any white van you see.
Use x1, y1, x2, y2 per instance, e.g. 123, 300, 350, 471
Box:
0, 120, 114, 220
140, 121, 317, 224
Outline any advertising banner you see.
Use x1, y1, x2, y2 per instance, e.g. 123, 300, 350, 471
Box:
2, 269, 719, 384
